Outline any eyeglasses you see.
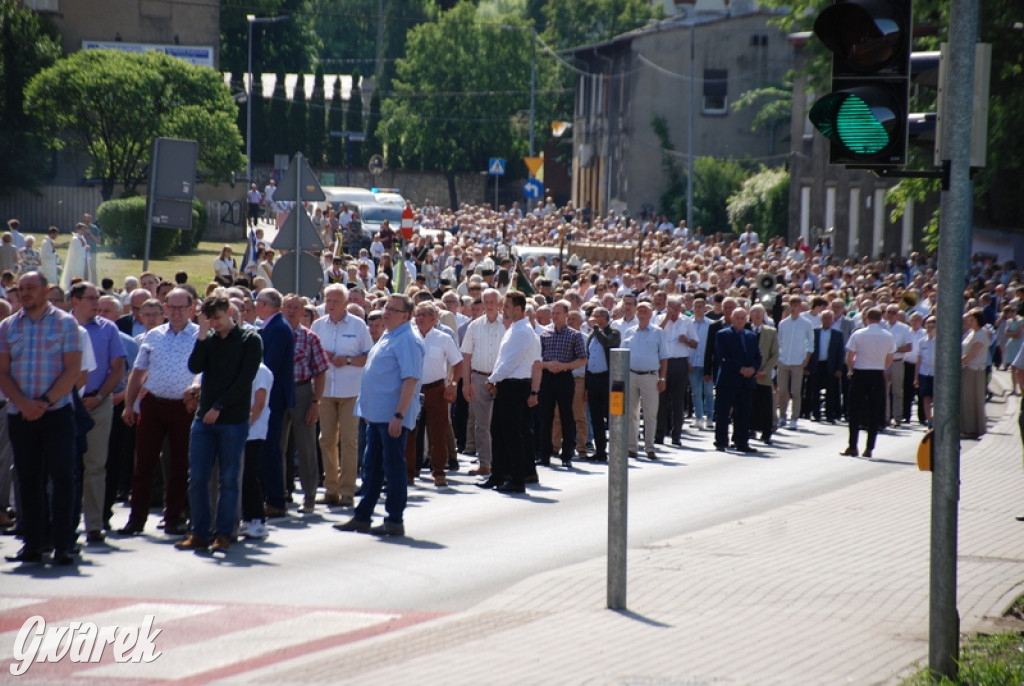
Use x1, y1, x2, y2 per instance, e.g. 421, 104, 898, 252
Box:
165, 305, 190, 311
414, 312, 434, 318
384, 307, 408, 315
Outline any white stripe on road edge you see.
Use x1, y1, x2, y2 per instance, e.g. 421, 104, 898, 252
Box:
80, 609, 398, 680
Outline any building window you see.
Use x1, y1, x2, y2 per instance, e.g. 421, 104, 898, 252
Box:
703, 69, 728, 115
24, 0, 59, 11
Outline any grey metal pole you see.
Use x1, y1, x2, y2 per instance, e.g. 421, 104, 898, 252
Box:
143, 139, 158, 272
607, 347, 630, 610
686, 21, 695, 232
246, 17, 254, 183
529, 31, 536, 158
494, 173, 499, 211
929, 0, 979, 680
294, 153, 303, 296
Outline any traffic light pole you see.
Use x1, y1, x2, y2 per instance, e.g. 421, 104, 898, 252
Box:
929, 0, 980, 680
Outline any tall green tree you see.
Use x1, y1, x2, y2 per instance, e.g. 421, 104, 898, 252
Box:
289, 74, 308, 158
269, 72, 290, 162
0, 0, 62, 195
308, 64, 327, 165
540, 0, 662, 51
327, 76, 344, 166
345, 68, 365, 166
220, 0, 320, 75
365, 87, 383, 164
691, 158, 749, 235
25, 49, 244, 201
381, 2, 565, 206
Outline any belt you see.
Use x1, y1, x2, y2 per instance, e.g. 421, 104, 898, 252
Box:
149, 395, 185, 404
422, 379, 445, 390
296, 378, 312, 386
668, 357, 688, 361
472, 369, 492, 375
630, 369, 658, 375
84, 390, 99, 398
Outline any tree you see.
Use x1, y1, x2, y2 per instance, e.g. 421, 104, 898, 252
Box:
381, 3, 562, 207
25, 49, 244, 201
327, 76, 343, 166
727, 167, 790, 238
541, 0, 662, 51
269, 72, 290, 161
289, 73, 308, 158
651, 114, 686, 222
365, 88, 383, 164
219, 0, 320, 75
692, 158, 749, 235
0, 0, 62, 195
345, 69, 365, 167
307, 64, 327, 166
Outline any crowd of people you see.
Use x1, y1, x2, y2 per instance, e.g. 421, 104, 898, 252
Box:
0, 195, 1017, 564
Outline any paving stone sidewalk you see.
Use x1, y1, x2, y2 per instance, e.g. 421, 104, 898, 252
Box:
226, 387, 1024, 686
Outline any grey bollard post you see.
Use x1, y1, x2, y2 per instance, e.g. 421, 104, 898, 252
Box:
607, 348, 630, 609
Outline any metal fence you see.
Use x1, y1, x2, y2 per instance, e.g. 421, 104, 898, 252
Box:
0, 186, 104, 236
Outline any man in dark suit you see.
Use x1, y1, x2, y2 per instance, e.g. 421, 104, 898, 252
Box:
254, 288, 295, 518
713, 306, 761, 453
805, 309, 844, 423
702, 297, 737, 388
116, 289, 152, 337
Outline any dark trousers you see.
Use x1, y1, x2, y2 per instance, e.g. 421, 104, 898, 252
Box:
808, 361, 841, 421
656, 358, 689, 441
242, 439, 265, 522
129, 394, 191, 527
585, 371, 610, 457
10, 405, 76, 553
538, 370, 575, 461
750, 383, 774, 440
848, 369, 885, 451
406, 381, 451, 481
903, 361, 917, 422
104, 400, 134, 525
355, 422, 408, 525
714, 385, 753, 450
492, 378, 531, 483
452, 378, 469, 450
260, 408, 287, 509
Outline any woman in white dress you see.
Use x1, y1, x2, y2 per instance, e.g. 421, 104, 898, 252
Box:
213, 245, 238, 286
60, 223, 89, 291
40, 226, 60, 284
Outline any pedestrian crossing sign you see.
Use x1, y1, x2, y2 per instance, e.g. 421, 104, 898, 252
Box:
488, 158, 506, 176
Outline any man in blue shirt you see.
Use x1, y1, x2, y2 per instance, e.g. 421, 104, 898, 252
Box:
336, 294, 424, 537
713, 307, 761, 453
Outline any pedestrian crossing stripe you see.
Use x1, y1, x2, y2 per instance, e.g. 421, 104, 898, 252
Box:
0, 594, 441, 683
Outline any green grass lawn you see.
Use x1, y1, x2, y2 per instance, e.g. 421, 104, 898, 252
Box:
901, 631, 1024, 685
51, 235, 251, 289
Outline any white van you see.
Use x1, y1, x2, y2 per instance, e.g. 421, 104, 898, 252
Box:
321, 186, 376, 211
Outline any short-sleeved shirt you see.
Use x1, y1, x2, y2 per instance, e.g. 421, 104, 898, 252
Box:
539, 324, 586, 365
460, 314, 505, 374
420, 326, 463, 385
81, 316, 127, 395
248, 363, 274, 441
293, 325, 330, 383
623, 323, 667, 372
135, 321, 200, 399
660, 315, 694, 359
846, 323, 897, 370
311, 313, 373, 399
355, 320, 425, 430
0, 304, 83, 412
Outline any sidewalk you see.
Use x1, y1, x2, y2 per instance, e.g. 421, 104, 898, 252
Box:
226, 381, 1024, 686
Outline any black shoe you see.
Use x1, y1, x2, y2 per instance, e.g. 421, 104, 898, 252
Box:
477, 477, 502, 489
736, 445, 758, 454
447, 458, 459, 471
86, 530, 105, 544
714, 444, 727, 452
164, 521, 188, 535
5, 546, 43, 563
536, 457, 550, 466
561, 458, 572, 468
495, 480, 525, 493
671, 439, 683, 447
52, 549, 76, 566
591, 453, 608, 462
117, 522, 145, 536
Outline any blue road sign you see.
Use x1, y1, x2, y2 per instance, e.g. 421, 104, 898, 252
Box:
523, 178, 544, 199
488, 158, 506, 176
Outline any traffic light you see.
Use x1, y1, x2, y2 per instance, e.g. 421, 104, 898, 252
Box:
809, 0, 913, 167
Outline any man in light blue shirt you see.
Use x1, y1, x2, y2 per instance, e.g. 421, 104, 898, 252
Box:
623, 302, 668, 459
337, 294, 424, 537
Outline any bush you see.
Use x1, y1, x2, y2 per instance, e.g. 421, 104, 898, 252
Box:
96, 197, 181, 259
727, 167, 790, 238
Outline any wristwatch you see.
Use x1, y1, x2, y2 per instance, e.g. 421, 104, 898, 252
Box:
393, 411, 404, 420
529, 391, 539, 396
40, 392, 52, 405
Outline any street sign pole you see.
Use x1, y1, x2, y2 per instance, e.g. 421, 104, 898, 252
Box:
607, 348, 630, 610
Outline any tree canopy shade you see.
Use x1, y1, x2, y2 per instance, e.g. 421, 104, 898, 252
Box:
219, 0, 320, 75
540, 0, 662, 51
380, 1, 570, 207
0, 0, 62, 195
25, 49, 245, 201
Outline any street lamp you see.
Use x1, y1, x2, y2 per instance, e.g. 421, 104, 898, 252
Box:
247, 14, 290, 183
499, 25, 537, 157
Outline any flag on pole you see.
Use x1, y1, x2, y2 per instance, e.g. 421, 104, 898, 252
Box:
239, 227, 257, 274
393, 246, 408, 294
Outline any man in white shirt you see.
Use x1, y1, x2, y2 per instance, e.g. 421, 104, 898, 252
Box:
310, 284, 373, 507
883, 305, 914, 426
776, 296, 814, 430
407, 302, 462, 488
479, 291, 541, 493
461, 289, 504, 476
841, 307, 896, 458
656, 296, 696, 446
